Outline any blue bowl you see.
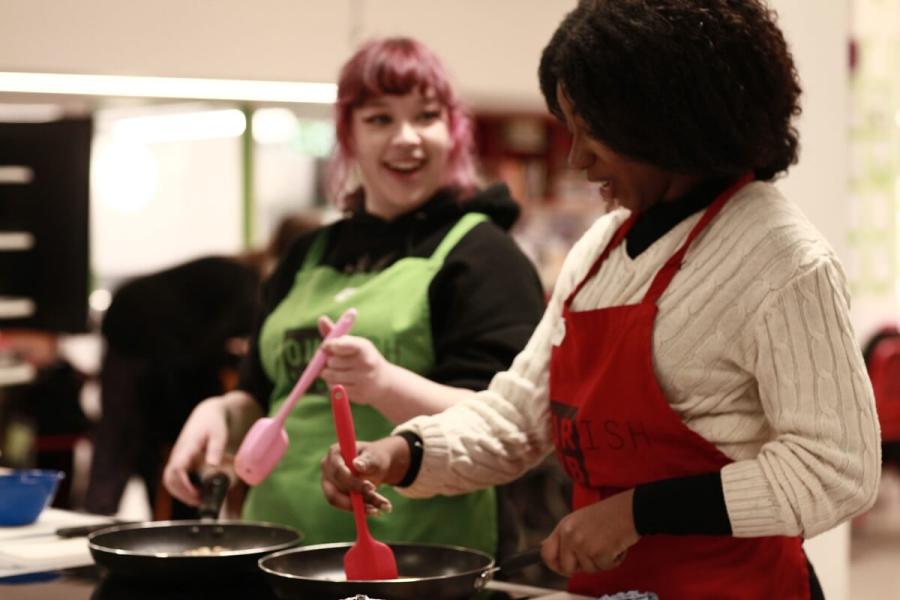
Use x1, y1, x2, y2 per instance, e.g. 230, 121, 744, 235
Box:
0, 469, 64, 526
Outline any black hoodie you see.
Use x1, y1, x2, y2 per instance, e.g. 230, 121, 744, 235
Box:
238, 184, 545, 410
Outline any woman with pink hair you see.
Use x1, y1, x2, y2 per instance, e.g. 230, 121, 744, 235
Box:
163, 37, 544, 554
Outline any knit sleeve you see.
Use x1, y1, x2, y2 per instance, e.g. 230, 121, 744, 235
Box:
393, 216, 616, 498
721, 258, 881, 537
393, 297, 558, 498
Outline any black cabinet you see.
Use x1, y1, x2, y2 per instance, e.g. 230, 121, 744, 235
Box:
0, 118, 91, 332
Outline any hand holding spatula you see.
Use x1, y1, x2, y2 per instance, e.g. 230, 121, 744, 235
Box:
330, 384, 399, 581
234, 308, 357, 485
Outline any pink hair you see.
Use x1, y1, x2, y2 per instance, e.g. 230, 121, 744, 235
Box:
327, 37, 479, 209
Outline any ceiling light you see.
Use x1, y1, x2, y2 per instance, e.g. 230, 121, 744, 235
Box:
0, 72, 337, 104
0, 103, 64, 122
252, 108, 298, 144
110, 109, 246, 143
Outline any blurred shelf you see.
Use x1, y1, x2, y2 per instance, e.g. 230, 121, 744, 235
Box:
0, 231, 34, 251
0, 296, 35, 319
0, 165, 33, 185
0, 361, 35, 387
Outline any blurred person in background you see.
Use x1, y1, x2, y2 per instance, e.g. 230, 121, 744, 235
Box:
163, 37, 545, 556
320, 2, 880, 598
0, 329, 87, 508
84, 214, 318, 517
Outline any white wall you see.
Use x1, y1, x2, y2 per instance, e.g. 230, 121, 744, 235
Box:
847, 0, 900, 341
1, 0, 578, 280
774, 0, 851, 261
0, 0, 574, 110
771, 2, 852, 600
90, 119, 244, 282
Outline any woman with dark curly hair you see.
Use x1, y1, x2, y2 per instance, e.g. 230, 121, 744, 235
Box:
321, 2, 879, 598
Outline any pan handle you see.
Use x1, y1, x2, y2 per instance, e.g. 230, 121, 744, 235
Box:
474, 548, 543, 590
198, 472, 230, 520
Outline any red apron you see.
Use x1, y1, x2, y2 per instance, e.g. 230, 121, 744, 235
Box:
549, 175, 811, 599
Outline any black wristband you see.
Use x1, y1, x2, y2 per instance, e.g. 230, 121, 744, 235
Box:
395, 431, 424, 488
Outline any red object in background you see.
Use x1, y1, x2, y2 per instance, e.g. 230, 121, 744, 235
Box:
869, 333, 900, 441
472, 113, 571, 202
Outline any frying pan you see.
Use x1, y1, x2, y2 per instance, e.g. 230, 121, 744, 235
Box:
87, 473, 301, 579
258, 543, 542, 600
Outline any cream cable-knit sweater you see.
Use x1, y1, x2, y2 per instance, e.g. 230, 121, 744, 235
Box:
397, 181, 880, 538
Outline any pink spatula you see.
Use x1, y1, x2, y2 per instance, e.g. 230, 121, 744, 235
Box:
330, 384, 399, 581
234, 308, 357, 485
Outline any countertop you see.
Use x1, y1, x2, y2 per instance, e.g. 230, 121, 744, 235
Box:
0, 566, 596, 600
0, 566, 276, 599
0, 510, 595, 600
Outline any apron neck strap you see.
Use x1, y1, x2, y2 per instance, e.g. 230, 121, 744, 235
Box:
565, 211, 639, 309
300, 230, 329, 272
642, 172, 753, 305
430, 212, 488, 263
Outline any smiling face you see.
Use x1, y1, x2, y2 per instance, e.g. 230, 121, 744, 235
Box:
556, 83, 698, 212
350, 90, 452, 220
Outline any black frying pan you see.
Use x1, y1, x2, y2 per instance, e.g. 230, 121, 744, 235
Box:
258, 543, 542, 600
87, 473, 301, 579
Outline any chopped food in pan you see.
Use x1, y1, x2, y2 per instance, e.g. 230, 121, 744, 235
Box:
181, 545, 229, 556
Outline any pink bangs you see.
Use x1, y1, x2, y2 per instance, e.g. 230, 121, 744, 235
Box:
328, 37, 479, 208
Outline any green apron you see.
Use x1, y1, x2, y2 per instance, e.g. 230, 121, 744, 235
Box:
242, 212, 497, 555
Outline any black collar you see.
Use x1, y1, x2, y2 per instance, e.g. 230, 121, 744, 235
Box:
349, 187, 460, 230
625, 177, 733, 258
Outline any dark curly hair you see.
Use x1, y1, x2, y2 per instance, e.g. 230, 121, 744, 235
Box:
539, 0, 802, 181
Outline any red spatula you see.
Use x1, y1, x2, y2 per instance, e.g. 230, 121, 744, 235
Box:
329, 384, 399, 581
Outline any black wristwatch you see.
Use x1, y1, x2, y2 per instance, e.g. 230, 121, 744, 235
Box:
395, 430, 424, 487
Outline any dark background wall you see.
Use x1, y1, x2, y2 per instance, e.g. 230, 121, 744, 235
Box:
0, 118, 91, 333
